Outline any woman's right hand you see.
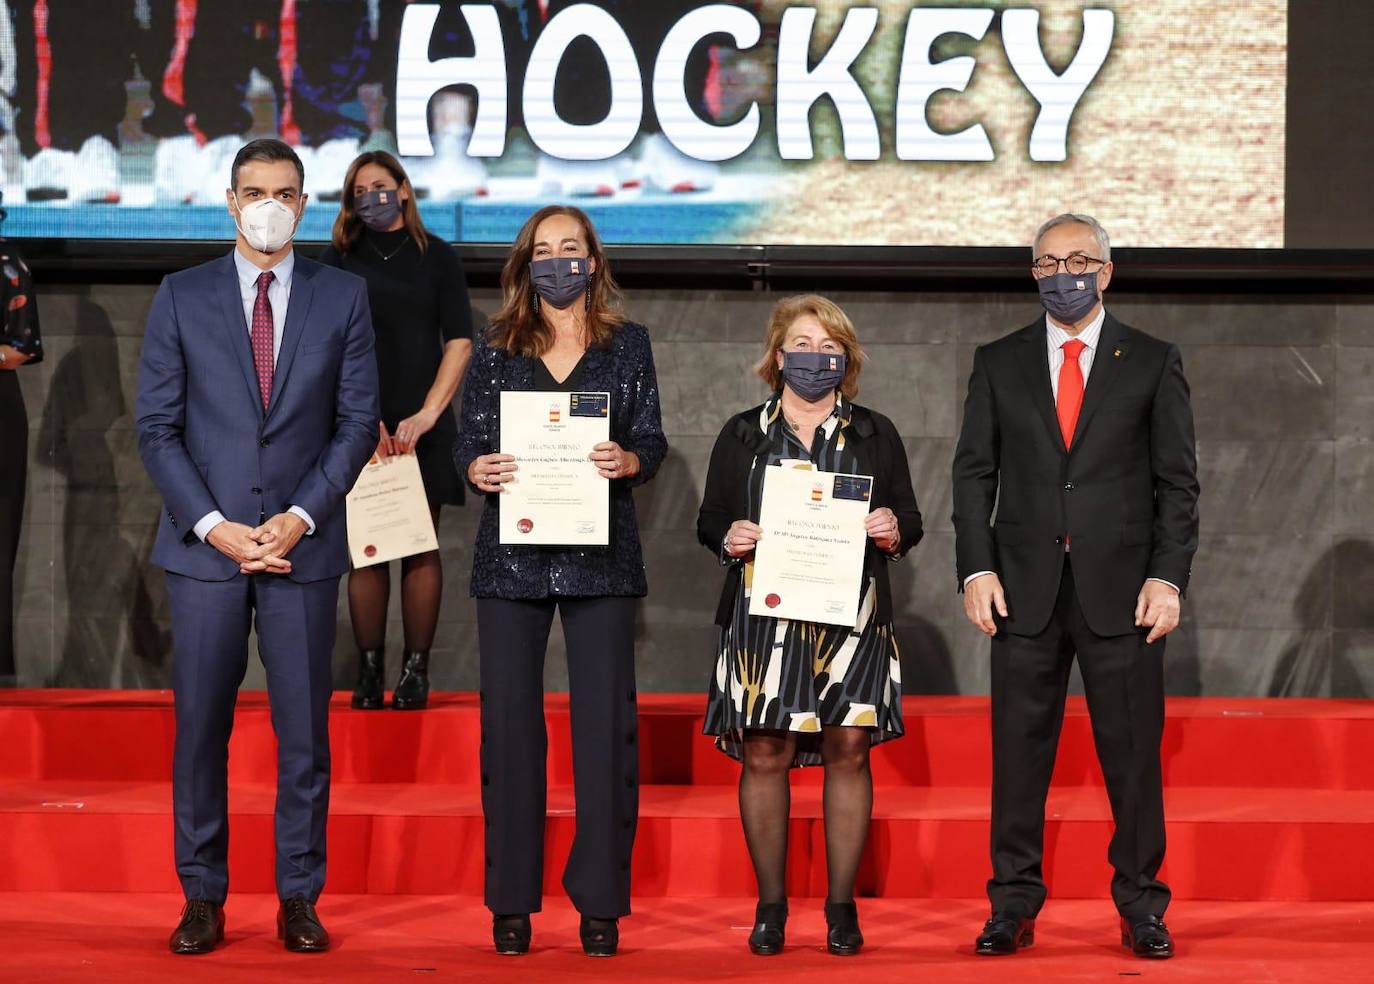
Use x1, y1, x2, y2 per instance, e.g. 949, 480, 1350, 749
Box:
375, 421, 396, 462
724, 520, 763, 559
469, 453, 518, 493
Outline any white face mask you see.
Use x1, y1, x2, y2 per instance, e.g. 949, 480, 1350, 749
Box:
233, 195, 301, 254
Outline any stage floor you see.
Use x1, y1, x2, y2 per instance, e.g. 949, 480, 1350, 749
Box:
0, 895, 1370, 983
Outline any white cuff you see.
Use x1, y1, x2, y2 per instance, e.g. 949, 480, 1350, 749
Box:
963, 570, 996, 587
1146, 577, 1180, 594
288, 505, 316, 536
194, 510, 227, 542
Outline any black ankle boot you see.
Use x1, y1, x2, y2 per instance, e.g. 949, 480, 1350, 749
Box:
350, 649, 385, 710
748, 901, 787, 955
492, 914, 531, 955
825, 900, 863, 956
579, 916, 619, 957
391, 650, 430, 710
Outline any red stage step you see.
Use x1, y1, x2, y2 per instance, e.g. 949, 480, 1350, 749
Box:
1, 692, 1371, 901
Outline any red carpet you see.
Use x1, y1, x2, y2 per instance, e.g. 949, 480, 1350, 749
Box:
2, 692, 1373, 901
0, 894, 1371, 983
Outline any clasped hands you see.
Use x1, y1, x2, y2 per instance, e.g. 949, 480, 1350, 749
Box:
723, 507, 901, 560
207, 512, 308, 576
468, 442, 640, 494
963, 572, 1180, 643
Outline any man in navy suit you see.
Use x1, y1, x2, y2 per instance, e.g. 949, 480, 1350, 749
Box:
136, 138, 378, 955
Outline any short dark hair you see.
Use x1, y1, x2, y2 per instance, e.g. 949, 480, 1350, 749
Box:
231, 138, 305, 193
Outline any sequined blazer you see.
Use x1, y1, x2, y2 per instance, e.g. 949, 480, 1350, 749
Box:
454, 321, 667, 599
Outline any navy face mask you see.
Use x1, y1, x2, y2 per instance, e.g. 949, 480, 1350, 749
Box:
781, 350, 847, 402
1037, 271, 1100, 325
355, 189, 404, 231
530, 256, 591, 309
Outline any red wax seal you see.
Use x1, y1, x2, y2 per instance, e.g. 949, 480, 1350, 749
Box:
517, 518, 533, 534
764, 593, 781, 609
363, 545, 377, 558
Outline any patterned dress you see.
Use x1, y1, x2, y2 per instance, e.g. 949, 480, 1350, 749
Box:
704, 395, 904, 767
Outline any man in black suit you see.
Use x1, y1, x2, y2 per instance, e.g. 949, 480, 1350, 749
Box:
952, 214, 1199, 960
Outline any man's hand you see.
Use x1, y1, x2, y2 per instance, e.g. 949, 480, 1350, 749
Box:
239, 512, 308, 574
207, 520, 288, 572
963, 573, 1008, 636
590, 441, 640, 480
1135, 580, 1181, 644
864, 507, 901, 554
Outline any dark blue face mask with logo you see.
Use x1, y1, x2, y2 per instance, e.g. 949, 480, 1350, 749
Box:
355, 189, 403, 231
781, 350, 847, 402
1037, 271, 1100, 325
530, 256, 591, 309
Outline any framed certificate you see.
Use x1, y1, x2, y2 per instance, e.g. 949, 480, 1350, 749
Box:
346, 453, 439, 567
499, 390, 611, 545
748, 465, 873, 626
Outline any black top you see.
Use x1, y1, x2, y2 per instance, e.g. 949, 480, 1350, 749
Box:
952, 313, 1199, 638
532, 351, 589, 391
455, 322, 667, 599
319, 228, 473, 504
697, 399, 924, 628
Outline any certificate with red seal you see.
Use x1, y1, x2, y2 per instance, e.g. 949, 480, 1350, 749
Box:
346, 452, 439, 567
748, 464, 872, 627
498, 390, 611, 545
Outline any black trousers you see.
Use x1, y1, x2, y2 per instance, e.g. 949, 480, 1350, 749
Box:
476, 595, 639, 919
0, 375, 25, 681
988, 559, 1170, 920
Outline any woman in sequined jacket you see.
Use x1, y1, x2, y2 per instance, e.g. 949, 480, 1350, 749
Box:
453, 205, 665, 958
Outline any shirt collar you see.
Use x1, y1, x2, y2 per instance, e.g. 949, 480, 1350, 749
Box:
1046, 305, 1106, 354
234, 247, 295, 291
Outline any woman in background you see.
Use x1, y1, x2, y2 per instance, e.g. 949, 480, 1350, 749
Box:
321, 151, 474, 710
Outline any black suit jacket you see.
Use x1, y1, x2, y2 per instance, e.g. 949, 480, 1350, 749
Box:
697, 401, 924, 628
952, 313, 1200, 637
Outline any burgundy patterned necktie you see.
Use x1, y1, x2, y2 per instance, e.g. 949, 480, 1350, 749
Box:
251, 270, 275, 409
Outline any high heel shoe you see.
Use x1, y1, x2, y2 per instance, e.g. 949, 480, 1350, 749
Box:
391, 650, 430, 710
350, 649, 384, 710
748, 900, 787, 955
825, 900, 864, 956
492, 914, 531, 955
580, 916, 619, 957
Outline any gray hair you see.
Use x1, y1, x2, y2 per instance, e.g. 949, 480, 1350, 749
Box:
1033, 213, 1111, 261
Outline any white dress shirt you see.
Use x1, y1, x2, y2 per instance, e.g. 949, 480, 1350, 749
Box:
964, 307, 1177, 594
193, 249, 315, 543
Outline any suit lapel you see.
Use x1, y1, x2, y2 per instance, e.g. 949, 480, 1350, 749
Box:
216, 253, 265, 420
264, 256, 315, 422
1070, 313, 1129, 452
1014, 321, 1064, 453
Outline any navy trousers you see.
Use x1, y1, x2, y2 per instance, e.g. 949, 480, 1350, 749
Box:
476, 596, 639, 919
166, 570, 339, 905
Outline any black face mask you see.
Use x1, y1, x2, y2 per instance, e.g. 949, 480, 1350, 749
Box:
530, 256, 591, 309
355, 189, 404, 232
1037, 271, 1100, 324
781, 350, 847, 402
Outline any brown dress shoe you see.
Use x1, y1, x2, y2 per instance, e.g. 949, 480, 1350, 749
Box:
278, 897, 330, 952
169, 899, 224, 955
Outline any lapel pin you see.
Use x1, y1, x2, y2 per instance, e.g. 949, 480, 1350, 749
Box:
1113, 348, 1122, 358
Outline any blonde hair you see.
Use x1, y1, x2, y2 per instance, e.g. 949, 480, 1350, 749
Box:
755, 294, 866, 399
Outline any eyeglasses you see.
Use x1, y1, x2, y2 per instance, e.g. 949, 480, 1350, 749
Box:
1032, 253, 1107, 277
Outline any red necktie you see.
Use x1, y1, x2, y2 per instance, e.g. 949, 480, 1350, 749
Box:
251, 270, 275, 409
1056, 338, 1086, 449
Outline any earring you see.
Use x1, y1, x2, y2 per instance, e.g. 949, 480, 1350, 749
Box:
532, 291, 540, 312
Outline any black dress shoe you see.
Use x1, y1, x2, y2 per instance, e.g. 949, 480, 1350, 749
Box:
391, 651, 430, 710
1121, 915, 1174, 959
277, 897, 330, 952
975, 913, 1035, 955
169, 899, 224, 955
493, 914, 531, 955
351, 648, 385, 709
580, 916, 619, 957
824, 900, 863, 956
748, 901, 787, 955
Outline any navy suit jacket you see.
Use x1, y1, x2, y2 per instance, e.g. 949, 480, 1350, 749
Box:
136, 251, 380, 583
